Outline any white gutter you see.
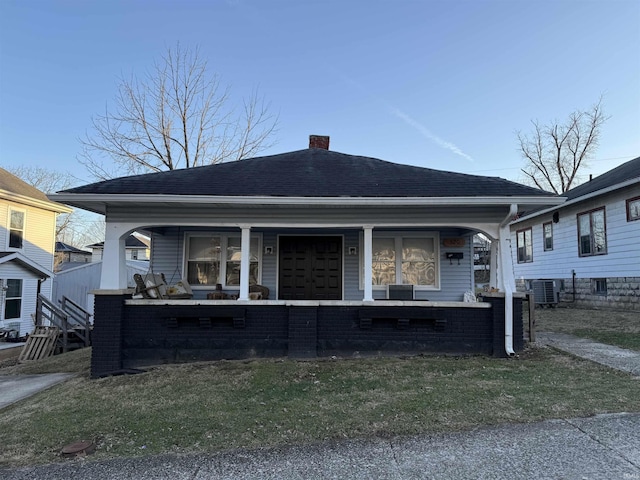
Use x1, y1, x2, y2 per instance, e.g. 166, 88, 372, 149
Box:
499, 204, 518, 357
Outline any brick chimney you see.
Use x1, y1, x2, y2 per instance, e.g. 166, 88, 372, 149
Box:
309, 135, 330, 150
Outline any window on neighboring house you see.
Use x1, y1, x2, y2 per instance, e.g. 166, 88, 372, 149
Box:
8, 209, 25, 249
185, 234, 261, 288
592, 278, 607, 295
3, 279, 22, 319
627, 196, 640, 222
371, 234, 439, 288
516, 228, 533, 263
543, 222, 553, 251
131, 250, 138, 260
578, 208, 607, 256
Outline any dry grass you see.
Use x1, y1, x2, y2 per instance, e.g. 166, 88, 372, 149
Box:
1, 345, 639, 468
1, 307, 638, 468
529, 306, 640, 350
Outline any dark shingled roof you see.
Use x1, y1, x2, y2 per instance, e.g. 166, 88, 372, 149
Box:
0, 167, 52, 202
61, 149, 553, 198
563, 155, 640, 201
87, 235, 148, 249
55, 242, 90, 254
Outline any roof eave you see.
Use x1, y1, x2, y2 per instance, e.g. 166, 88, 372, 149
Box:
0, 252, 54, 278
0, 190, 73, 214
511, 177, 639, 225
50, 193, 564, 214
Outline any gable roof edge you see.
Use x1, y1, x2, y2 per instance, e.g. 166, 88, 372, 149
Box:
0, 252, 54, 278
1, 190, 73, 214
511, 176, 640, 225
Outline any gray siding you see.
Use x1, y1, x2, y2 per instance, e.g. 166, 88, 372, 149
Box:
151, 227, 477, 302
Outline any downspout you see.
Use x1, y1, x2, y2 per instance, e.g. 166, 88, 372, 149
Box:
499, 204, 518, 357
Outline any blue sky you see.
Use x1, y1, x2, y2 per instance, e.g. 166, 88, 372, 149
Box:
1, 0, 639, 187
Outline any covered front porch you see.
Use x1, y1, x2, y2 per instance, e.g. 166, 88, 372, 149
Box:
89, 205, 526, 378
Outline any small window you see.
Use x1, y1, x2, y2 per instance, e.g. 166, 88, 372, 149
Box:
592, 278, 607, 295
543, 222, 553, 251
577, 208, 607, 256
4, 279, 22, 319
627, 197, 640, 222
8, 209, 25, 249
516, 228, 533, 263
131, 250, 138, 260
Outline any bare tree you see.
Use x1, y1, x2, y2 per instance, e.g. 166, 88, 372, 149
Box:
79, 44, 278, 179
6, 165, 75, 195
517, 98, 608, 194
5, 166, 103, 246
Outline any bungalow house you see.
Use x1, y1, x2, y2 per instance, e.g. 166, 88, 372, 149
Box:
50, 136, 563, 377
0, 168, 72, 336
87, 233, 150, 262
510, 155, 640, 311
55, 241, 92, 271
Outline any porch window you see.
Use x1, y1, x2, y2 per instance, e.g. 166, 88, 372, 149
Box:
516, 228, 532, 263
185, 234, 260, 288
8, 209, 25, 249
3, 279, 22, 319
578, 208, 606, 256
543, 222, 553, 251
372, 234, 439, 289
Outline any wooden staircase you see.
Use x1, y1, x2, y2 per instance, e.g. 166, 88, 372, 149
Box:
20, 295, 93, 361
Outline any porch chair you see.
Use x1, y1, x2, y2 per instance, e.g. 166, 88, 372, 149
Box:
133, 273, 166, 299
133, 273, 193, 299
249, 284, 269, 300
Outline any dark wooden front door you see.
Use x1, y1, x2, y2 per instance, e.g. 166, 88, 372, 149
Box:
278, 236, 342, 300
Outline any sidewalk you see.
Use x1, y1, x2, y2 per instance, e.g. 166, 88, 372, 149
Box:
2, 412, 639, 479
0, 373, 75, 410
537, 331, 640, 376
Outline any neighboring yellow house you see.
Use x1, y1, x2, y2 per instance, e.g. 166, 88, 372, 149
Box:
0, 168, 72, 336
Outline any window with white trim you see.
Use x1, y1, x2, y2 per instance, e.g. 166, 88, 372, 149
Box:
371, 234, 439, 289
578, 208, 606, 256
516, 228, 533, 263
4, 279, 22, 320
185, 233, 261, 288
8, 209, 25, 249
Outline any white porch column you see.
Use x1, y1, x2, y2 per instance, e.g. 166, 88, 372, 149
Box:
101, 222, 133, 290
239, 226, 251, 301
490, 240, 499, 289
363, 226, 373, 301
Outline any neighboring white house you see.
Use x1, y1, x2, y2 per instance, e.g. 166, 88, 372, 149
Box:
0, 168, 72, 335
87, 233, 150, 262
510, 156, 640, 311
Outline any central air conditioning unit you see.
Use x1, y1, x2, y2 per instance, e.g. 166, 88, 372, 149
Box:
532, 280, 559, 307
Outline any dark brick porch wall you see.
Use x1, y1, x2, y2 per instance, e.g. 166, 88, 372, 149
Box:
91, 297, 524, 378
